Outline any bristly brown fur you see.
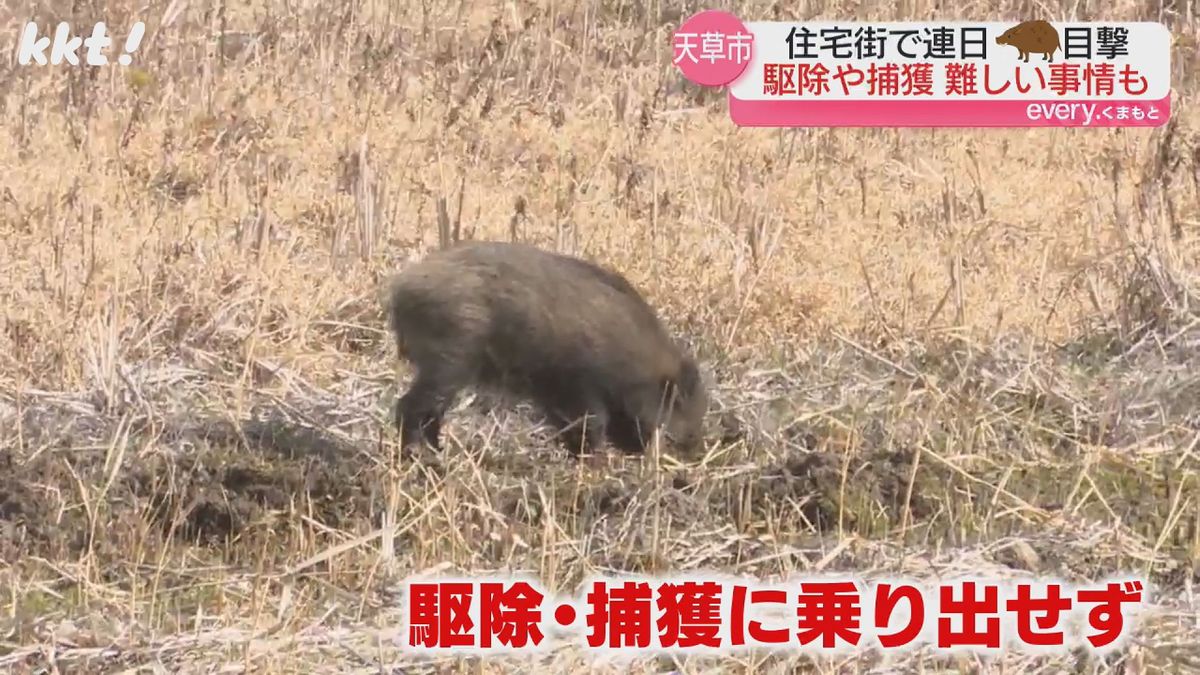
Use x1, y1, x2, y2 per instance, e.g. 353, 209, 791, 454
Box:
382, 241, 708, 456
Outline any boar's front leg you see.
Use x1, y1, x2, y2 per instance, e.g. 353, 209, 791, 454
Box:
606, 407, 651, 455
543, 388, 609, 456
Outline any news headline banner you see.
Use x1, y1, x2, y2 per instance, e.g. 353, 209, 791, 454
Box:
395, 574, 1149, 657
670, 13, 1171, 128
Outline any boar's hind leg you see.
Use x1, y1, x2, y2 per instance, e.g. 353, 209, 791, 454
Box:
395, 365, 467, 450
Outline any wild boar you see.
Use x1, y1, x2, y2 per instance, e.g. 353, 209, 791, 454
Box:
382, 241, 708, 456
996, 20, 1061, 62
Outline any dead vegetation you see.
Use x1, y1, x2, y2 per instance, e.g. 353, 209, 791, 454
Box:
3, 0, 1200, 671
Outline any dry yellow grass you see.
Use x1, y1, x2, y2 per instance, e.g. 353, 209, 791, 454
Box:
3, 0, 1200, 672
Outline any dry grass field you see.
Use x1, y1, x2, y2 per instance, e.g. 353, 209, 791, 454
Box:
3, 0, 1200, 671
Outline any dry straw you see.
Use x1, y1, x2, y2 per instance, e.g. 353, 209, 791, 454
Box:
1, 0, 1200, 671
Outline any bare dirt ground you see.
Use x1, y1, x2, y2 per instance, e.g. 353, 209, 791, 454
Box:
2, 0, 1200, 672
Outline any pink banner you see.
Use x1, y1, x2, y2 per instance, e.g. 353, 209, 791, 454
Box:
728, 94, 1171, 128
